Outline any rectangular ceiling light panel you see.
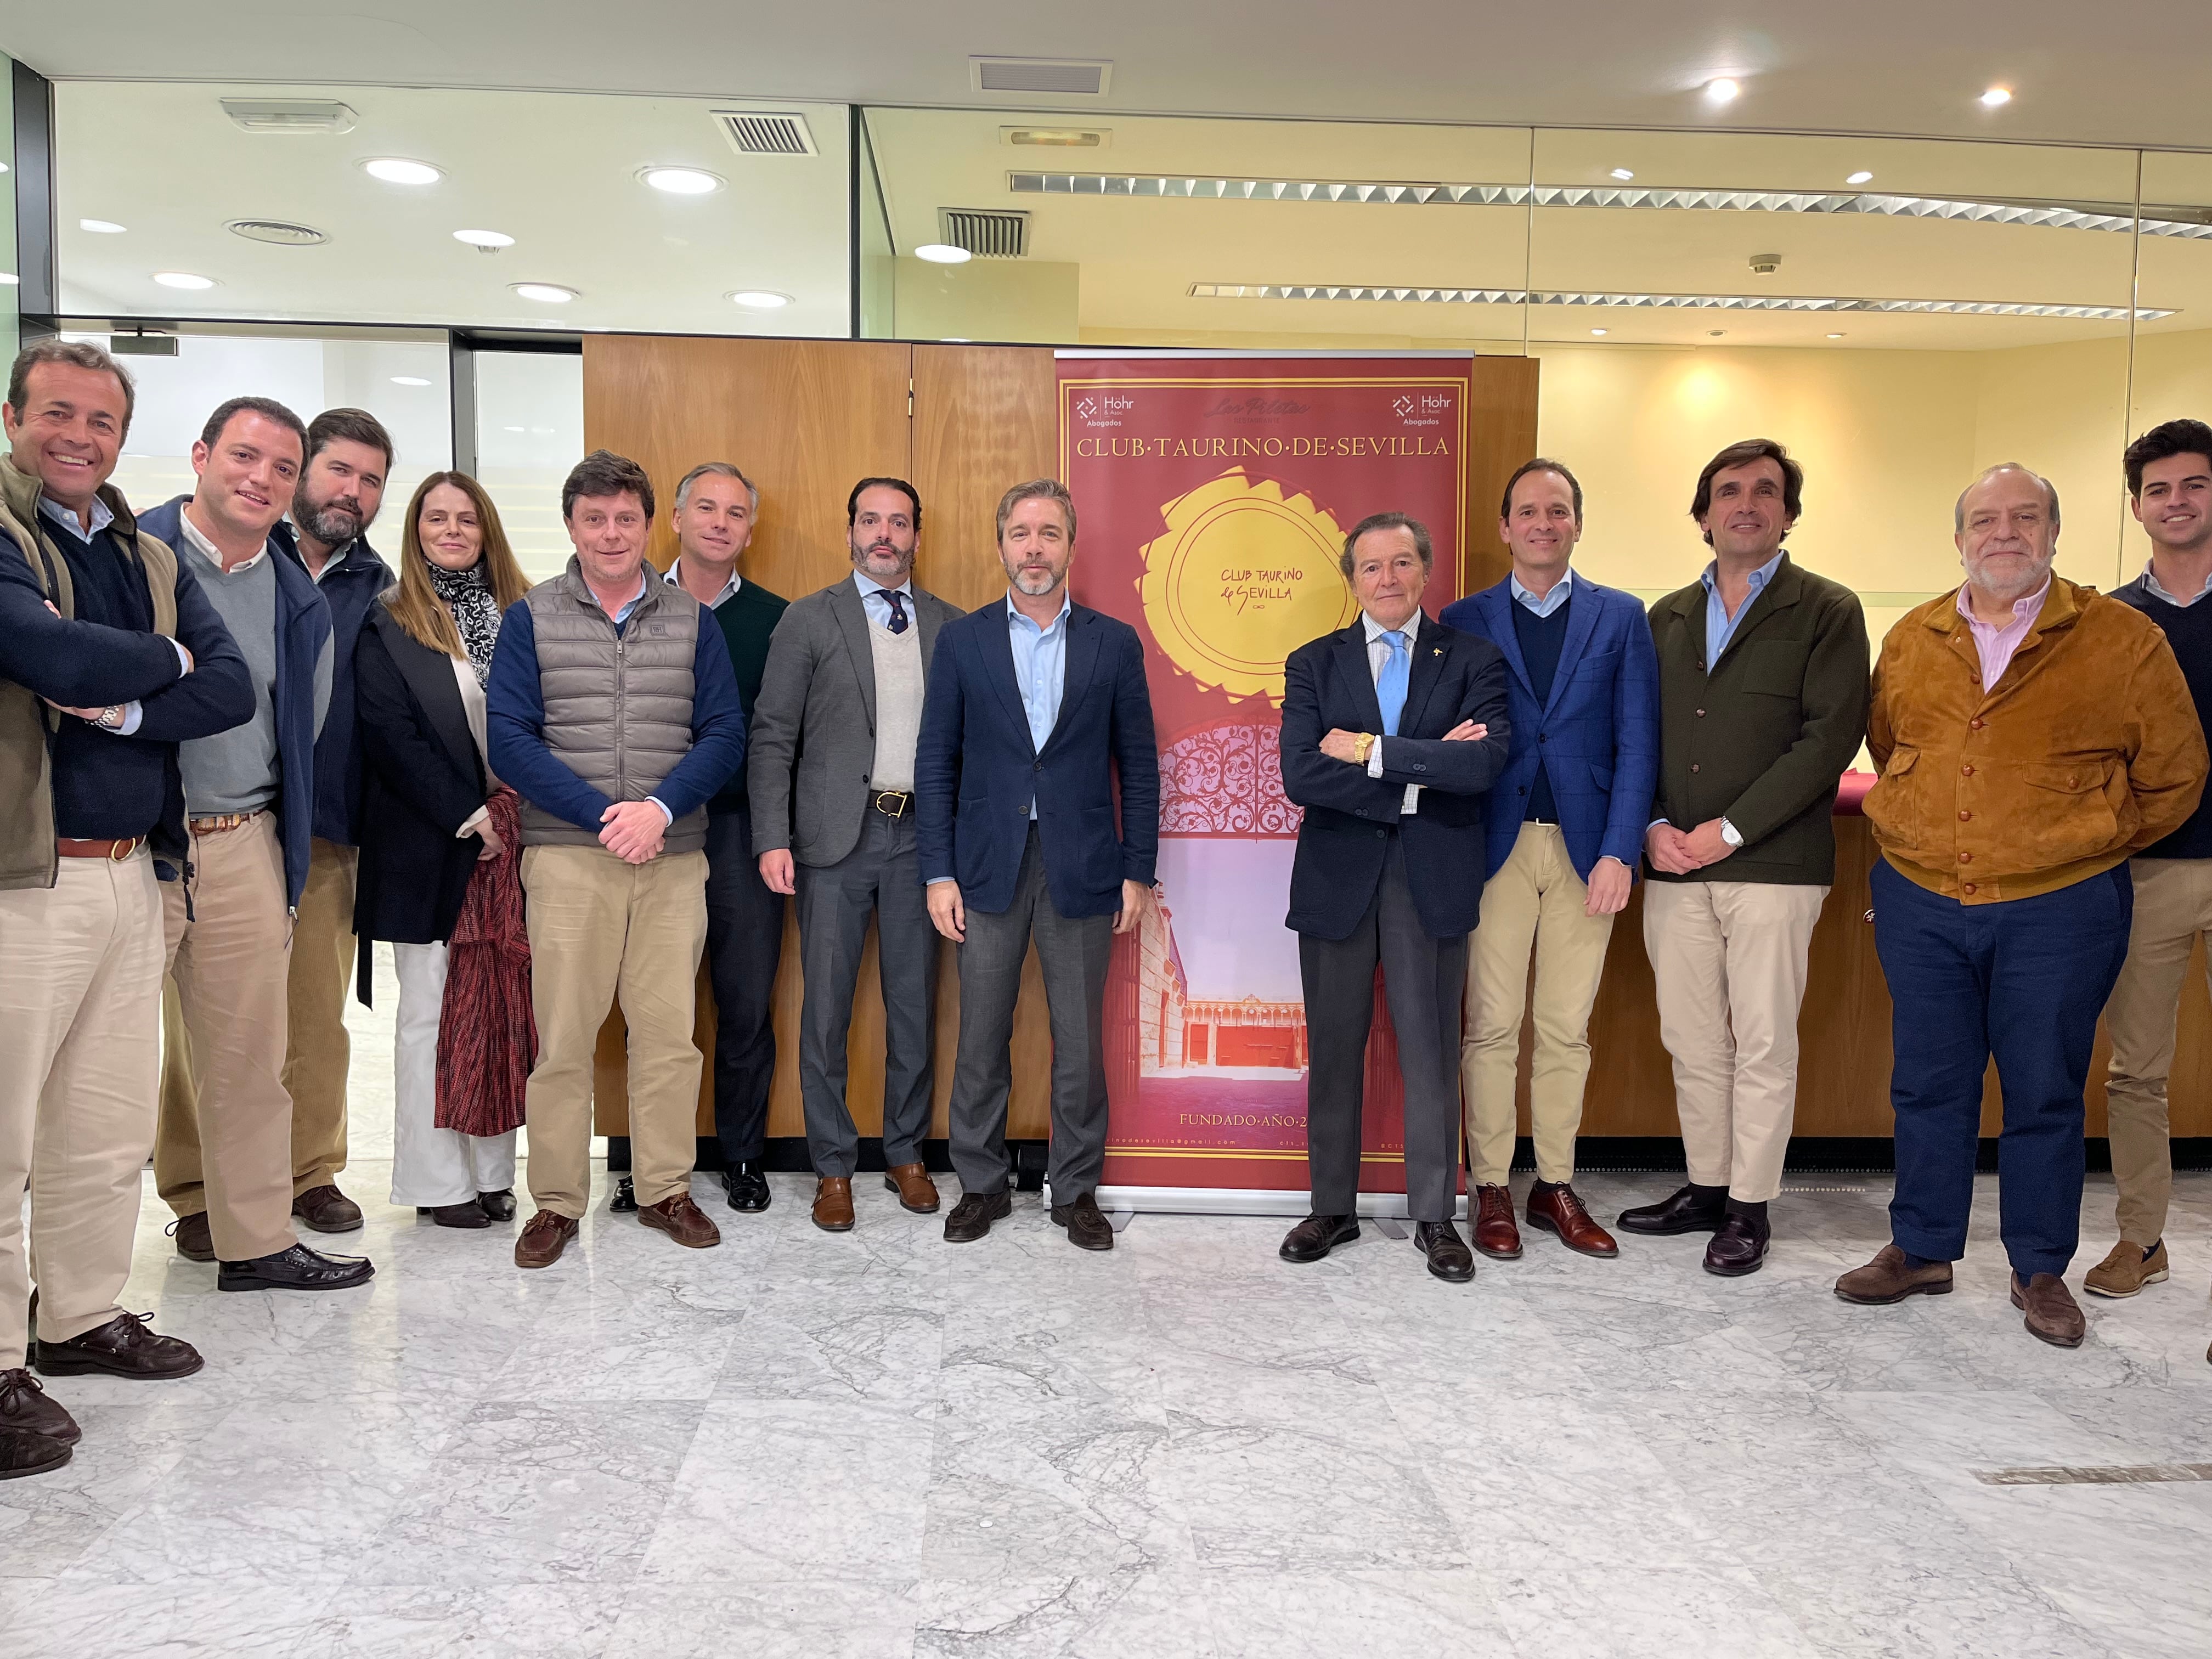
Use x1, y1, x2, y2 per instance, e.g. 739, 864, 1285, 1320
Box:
1188, 283, 2172, 320
972, 57, 1112, 95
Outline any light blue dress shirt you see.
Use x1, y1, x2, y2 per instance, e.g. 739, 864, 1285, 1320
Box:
1008, 591, 1070, 817
854, 569, 917, 631
1510, 566, 1574, 618
1701, 549, 1785, 670
2143, 561, 2212, 607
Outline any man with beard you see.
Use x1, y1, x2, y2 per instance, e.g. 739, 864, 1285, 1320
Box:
749, 478, 962, 1231
277, 409, 393, 1235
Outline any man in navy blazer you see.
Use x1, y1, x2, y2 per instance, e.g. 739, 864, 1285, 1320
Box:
1278, 511, 1510, 1283
1439, 459, 1659, 1264
916, 478, 1159, 1251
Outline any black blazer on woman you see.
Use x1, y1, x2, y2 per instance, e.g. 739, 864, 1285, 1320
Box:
352, 601, 492, 983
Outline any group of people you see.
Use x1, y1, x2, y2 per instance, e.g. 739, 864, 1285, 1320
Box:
0, 334, 2205, 1487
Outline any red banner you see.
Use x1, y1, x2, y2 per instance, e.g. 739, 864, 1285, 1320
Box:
1060, 356, 1471, 1198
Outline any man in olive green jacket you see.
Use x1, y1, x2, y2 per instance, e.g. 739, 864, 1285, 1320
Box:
1618, 438, 1870, 1277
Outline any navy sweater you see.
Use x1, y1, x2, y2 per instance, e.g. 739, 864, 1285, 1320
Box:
1510, 594, 1571, 823
0, 510, 253, 843
2111, 573, 2212, 860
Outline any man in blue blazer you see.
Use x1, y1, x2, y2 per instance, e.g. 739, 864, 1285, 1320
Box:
1278, 511, 1511, 1283
1439, 459, 1659, 1263
916, 478, 1159, 1251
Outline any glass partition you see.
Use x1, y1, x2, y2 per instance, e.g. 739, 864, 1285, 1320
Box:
472, 348, 585, 584
2128, 152, 2212, 585
1, 53, 16, 349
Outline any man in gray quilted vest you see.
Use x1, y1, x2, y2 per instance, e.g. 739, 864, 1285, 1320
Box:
487, 449, 747, 1268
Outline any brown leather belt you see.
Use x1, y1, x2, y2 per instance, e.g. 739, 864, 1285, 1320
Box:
57, 836, 145, 861
870, 789, 915, 819
189, 811, 262, 834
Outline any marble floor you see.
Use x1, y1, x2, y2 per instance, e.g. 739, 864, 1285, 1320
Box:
3, 955, 2209, 1657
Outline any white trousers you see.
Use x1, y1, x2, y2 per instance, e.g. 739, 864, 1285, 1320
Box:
391, 941, 518, 1207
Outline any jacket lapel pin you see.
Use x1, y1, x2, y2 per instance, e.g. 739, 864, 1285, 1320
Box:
1431, 646, 1443, 657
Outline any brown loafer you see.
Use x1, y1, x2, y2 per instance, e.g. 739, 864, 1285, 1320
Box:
2083, 1239, 2169, 1300
944, 1189, 1012, 1243
0, 1367, 81, 1445
640, 1192, 721, 1249
170, 1212, 215, 1263
1472, 1184, 1521, 1260
1049, 1189, 1115, 1251
2011, 1271, 2086, 1348
291, 1184, 363, 1233
1526, 1181, 1617, 1258
812, 1176, 856, 1232
883, 1162, 940, 1214
515, 1210, 579, 1269
1835, 1242, 1954, 1305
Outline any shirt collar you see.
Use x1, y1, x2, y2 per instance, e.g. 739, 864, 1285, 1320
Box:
178, 503, 268, 574
1956, 575, 2051, 629
1361, 609, 1421, 644
665, 557, 742, 608
853, 569, 913, 601
2143, 560, 2212, 607
1006, 590, 1072, 631
589, 569, 650, 619
38, 493, 114, 539
303, 537, 356, 584
1509, 567, 1573, 614
1700, 549, 1786, 596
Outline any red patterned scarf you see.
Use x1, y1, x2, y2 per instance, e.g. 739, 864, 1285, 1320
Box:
436, 788, 535, 1136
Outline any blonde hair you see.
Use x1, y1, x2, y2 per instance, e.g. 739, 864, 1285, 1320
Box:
383, 471, 531, 656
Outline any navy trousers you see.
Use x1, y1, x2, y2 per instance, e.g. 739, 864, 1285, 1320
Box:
1871, 857, 2132, 1279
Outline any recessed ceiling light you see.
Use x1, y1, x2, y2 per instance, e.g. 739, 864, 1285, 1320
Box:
1708, 329, 1726, 337
726, 289, 793, 309
503, 425, 524, 432
363, 157, 442, 185
1590, 327, 1609, 335
453, 228, 515, 249
1826, 331, 1846, 338
1705, 78, 1741, 103
641, 166, 723, 195
153, 271, 216, 290
913, 243, 973, 264
79, 218, 127, 234
1610, 168, 1634, 182
0, 273, 18, 286
390, 375, 432, 387
510, 282, 577, 303
1980, 87, 2012, 108
1846, 171, 1874, 185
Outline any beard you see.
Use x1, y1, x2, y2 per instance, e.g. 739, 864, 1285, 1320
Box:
1010, 564, 1060, 596
296, 492, 364, 548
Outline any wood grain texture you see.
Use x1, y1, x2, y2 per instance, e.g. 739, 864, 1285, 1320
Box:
1460, 355, 1543, 599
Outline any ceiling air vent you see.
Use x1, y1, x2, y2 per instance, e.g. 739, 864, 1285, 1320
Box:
970, 57, 1112, 96
227, 218, 329, 246
714, 111, 818, 157
220, 98, 358, 134
938, 207, 1029, 258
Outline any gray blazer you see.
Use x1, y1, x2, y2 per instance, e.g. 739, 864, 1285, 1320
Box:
747, 572, 963, 867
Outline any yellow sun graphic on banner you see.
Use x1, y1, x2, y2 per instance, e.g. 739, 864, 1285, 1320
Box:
1137, 469, 1360, 706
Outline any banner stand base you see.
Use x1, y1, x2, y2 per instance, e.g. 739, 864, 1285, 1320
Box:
1061, 1183, 1469, 1221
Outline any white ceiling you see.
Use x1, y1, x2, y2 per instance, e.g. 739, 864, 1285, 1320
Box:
8, 1, 2212, 151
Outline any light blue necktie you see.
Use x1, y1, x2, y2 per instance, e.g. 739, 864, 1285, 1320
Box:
1376, 630, 1409, 737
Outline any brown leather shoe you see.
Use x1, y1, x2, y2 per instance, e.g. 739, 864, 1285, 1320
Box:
1049, 1190, 1115, 1251
1835, 1243, 1954, 1304
292, 1184, 363, 1233
1472, 1184, 1521, 1260
2083, 1239, 2170, 1299
170, 1212, 214, 1263
812, 1177, 856, 1232
1526, 1181, 1618, 1258
0, 1367, 80, 1445
640, 1192, 721, 1249
2011, 1272, 2087, 1348
0, 1424, 71, 1480
944, 1189, 1012, 1243
32, 1310, 203, 1380
514, 1210, 579, 1269
883, 1163, 940, 1214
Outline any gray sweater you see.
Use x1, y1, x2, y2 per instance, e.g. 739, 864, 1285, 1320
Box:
176, 529, 331, 814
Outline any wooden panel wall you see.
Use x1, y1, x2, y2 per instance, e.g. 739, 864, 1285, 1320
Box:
1460, 355, 1543, 597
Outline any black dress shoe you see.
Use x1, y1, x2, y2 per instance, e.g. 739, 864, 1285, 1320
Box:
168, 1212, 215, 1263
1049, 1190, 1115, 1251
1279, 1214, 1359, 1263
943, 1189, 1012, 1243
32, 1310, 202, 1381
609, 1177, 637, 1214
1617, 1185, 1729, 1236
1416, 1220, 1477, 1283
477, 1190, 517, 1222
217, 1244, 376, 1293
723, 1161, 771, 1213
427, 1202, 492, 1229
1703, 1211, 1771, 1277
0, 1367, 80, 1444
0, 1425, 71, 1480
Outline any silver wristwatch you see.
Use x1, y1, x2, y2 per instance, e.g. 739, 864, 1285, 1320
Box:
94, 704, 126, 731
1719, 816, 1743, 848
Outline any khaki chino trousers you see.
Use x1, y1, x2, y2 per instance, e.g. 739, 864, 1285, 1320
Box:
0, 849, 166, 1369
1461, 824, 1617, 1187
280, 836, 358, 1194
1643, 878, 1828, 1204
520, 843, 708, 1218
2100, 856, 2212, 1246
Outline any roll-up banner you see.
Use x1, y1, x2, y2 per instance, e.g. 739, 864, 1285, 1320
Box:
1059, 354, 1472, 1216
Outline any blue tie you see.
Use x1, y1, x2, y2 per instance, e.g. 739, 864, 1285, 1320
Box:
1376, 630, 1409, 737
884, 591, 910, 635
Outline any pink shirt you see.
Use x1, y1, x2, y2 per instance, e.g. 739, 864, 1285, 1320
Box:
1957, 577, 2050, 689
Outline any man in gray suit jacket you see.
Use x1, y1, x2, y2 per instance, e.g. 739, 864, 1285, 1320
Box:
749, 478, 964, 1232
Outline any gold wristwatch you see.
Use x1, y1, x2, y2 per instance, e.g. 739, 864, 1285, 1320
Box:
1353, 732, 1377, 764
